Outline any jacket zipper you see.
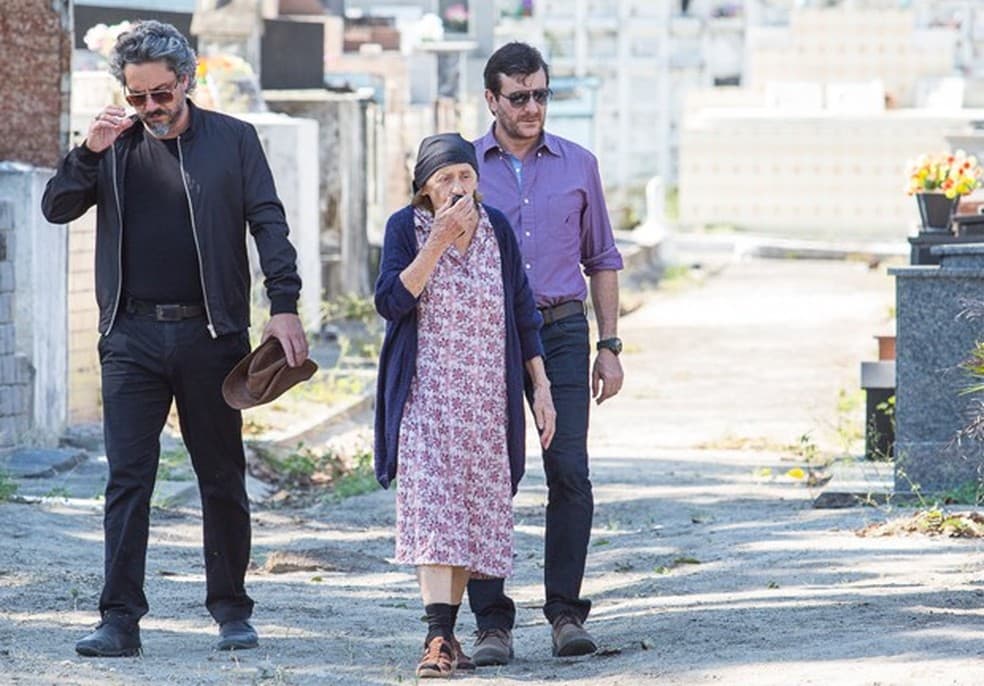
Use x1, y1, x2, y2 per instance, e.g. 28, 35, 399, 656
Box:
176, 135, 218, 338
106, 147, 124, 336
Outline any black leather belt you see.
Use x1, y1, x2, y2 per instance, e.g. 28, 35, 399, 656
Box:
125, 297, 205, 322
538, 300, 585, 326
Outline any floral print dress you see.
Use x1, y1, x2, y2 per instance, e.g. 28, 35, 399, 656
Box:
394, 205, 513, 578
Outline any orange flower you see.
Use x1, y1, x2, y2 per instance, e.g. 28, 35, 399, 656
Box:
906, 149, 983, 199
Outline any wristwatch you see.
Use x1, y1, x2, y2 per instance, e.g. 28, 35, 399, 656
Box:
596, 337, 623, 356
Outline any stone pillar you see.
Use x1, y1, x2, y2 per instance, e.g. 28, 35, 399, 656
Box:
890, 244, 984, 493
0, 0, 73, 168
237, 113, 322, 332
265, 90, 375, 301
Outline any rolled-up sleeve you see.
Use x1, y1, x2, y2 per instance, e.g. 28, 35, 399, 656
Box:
580, 153, 624, 276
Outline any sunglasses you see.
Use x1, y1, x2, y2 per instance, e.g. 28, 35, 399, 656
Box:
498, 88, 552, 108
124, 80, 180, 107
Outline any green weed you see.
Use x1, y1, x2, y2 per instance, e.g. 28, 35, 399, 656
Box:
0, 470, 16, 501
834, 388, 865, 455
253, 443, 377, 500
327, 450, 378, 501
157, 446, 193, 481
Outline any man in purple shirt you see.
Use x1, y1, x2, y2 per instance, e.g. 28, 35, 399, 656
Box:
468, 42, 625, 664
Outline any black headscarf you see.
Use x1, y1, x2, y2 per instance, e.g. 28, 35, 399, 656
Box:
412, 132, 479, 193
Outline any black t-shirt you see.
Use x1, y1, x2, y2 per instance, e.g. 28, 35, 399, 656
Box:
122, 134, 203, 304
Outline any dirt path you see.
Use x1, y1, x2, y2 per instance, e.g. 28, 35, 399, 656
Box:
4, 255, 984, 685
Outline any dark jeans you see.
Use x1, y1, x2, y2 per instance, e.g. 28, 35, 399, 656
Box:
98, 313, 253, 624
468, 312, 593, 629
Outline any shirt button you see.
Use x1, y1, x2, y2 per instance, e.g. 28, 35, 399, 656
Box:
523, 198, 529, 204
525, 231, 531, 237
537, 152, 542, 158
525, 263, 531, 269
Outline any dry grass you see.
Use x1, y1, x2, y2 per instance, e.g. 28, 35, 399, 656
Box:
858, 509, 984, 538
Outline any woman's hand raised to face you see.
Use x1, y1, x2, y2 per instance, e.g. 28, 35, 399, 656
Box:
429, 194, 478, 250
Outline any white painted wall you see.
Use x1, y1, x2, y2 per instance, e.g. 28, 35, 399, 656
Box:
240, 113, 322, 332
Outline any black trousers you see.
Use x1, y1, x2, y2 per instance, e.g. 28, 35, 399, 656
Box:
97, 313, 253, 624
468, 312, 594, 629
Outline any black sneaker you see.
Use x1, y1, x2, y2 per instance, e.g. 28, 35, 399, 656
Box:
551, 615, 597, 657
76, 618, 141, 657
472, 627, 513, 666
216, 619, 258, 650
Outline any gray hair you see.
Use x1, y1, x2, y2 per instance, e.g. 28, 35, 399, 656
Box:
109, 20, 197, 92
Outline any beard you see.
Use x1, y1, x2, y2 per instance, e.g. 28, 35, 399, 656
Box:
140, 103, 182, 138
496, 110, 544, 142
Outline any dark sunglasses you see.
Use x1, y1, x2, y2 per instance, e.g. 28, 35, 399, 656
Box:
124, 80, 179, 107
498, 88, 552, 108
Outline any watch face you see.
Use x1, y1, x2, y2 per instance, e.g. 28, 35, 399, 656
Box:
598, 337, 622, 355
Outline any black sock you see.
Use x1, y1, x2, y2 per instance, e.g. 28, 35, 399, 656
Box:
449, 604, 460, 633
424, 603, 455, 644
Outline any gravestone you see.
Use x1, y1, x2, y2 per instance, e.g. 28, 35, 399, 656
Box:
192, 0, 265, 76
890, 244, 984, 493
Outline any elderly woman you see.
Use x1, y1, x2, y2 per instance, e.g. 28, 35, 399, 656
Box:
374, 133, 555, 678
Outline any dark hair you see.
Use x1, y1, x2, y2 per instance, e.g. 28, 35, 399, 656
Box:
109, 20, 197, 92
483, 41, 550, 95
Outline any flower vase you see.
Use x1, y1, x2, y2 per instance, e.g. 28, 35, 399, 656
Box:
915, 192, 958, 234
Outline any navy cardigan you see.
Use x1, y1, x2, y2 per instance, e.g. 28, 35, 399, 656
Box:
373, 204, 545, 493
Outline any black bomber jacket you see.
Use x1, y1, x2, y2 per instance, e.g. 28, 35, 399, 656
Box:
41, 100, 301, 337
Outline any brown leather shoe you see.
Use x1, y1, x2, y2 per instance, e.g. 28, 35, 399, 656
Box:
451, 635, 476, 671
472, 627, 514, 666
416, 636, 456, 678
551, 615, 597, 657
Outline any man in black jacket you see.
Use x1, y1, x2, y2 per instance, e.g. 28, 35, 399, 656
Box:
41, 20, 308, 657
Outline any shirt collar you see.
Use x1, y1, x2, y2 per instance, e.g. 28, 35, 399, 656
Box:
477, 124, 561, 160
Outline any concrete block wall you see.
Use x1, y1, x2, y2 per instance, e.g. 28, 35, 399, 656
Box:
0, 165, 68, 444
748, 9, 954, 107
0, 201, 31, 449
678, 109, 984, 237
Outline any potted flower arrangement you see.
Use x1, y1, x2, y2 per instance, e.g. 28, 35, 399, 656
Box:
905, 149, 983, 233
442, 3, 469, 33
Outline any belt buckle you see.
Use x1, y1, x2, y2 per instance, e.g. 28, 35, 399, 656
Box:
155, 304, 183, 322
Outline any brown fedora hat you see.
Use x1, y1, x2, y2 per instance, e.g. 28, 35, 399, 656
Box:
222, 337, 318, 410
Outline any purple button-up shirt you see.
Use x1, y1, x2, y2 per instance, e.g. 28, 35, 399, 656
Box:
474, 126, 623, 308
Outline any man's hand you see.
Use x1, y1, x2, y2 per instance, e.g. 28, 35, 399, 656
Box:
85, 106, 136, 154
591, 349, 623, 405
532, 383, 557, 450
261, 313, 309, 367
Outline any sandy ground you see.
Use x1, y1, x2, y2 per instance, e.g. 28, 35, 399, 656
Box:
4, 252, 984, 686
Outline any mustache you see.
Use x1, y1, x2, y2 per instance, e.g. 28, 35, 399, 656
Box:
142, 109, 168, 119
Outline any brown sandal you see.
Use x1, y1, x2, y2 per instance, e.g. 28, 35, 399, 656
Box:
416, 636, 456, 678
